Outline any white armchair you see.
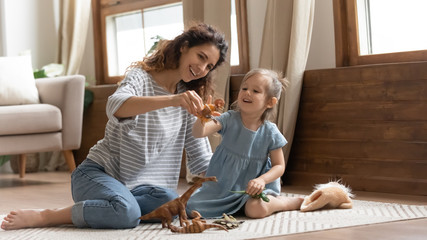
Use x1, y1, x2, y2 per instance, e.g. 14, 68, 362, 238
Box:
0, 75, 85, 178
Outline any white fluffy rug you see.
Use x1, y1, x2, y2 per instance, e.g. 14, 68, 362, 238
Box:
1, 194, 426, 240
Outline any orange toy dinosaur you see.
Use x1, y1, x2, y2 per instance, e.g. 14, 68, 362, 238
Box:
139, 176, 217, 228
197, 98, 225, 124
170, 210, 228, 233
300, 181, 354, 212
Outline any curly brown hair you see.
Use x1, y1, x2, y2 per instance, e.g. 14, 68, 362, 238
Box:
128, 22, 228, 101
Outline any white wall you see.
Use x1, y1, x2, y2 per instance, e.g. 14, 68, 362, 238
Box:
305, 0, 336, 70
0, 0, 96, 80
1, 0, 58, 69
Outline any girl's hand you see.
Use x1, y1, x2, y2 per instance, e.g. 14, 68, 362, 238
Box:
246, 178, 266, 196
175, 90, 204, 116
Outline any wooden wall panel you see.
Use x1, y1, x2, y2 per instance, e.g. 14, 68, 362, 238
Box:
284, 61, 427, 195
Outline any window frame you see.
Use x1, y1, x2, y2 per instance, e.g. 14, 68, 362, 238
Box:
231, 0, 249, 74
92, 0, 249, 85
333, 0, 427, 67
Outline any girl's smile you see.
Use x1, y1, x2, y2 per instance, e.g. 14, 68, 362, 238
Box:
238, 74, 271, 113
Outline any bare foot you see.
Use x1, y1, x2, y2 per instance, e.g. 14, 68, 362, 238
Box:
1, 209, 48, 230
277, 196, 304, 211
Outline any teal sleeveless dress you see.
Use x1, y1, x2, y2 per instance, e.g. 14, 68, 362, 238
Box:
186, 110, 287, 218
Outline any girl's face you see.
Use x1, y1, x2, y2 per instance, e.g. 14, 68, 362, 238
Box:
238, 74, 275, 115
179, 43, 220, 82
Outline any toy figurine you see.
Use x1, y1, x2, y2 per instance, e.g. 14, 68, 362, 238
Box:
139, 176, 217, 228
300, 181, 354, 212
197, 98, 225, 124
213, 213, 244, 230
170, 210, 228, 233
230, 190, 270, 202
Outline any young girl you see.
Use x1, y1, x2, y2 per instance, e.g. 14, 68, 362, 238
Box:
187, 68, 303, 219
1, 23, 228, 230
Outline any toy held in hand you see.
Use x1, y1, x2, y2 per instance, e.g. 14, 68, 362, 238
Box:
230, 190, 270, 202
300, 181, 354, 212
197, 98, 225, 124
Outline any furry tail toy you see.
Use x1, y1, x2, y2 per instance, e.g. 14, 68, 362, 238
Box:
300, 181, 354, 212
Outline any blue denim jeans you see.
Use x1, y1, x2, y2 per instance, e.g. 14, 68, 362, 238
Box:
71, 159, 178, 229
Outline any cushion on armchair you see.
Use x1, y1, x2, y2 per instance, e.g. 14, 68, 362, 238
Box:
0, 104, 61, 135
0, 55, 40, 105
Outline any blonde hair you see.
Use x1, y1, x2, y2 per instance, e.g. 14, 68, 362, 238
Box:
231, 68, 289, 122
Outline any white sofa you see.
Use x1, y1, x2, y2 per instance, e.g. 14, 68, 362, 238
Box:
0, 75, 85, 177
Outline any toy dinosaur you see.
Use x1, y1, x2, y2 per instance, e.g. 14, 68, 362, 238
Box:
213, 213, 244, 230
170, 210, 228, 233
139, 176, 217, 228
300, 181, 354, 212
197, 98, 224, 124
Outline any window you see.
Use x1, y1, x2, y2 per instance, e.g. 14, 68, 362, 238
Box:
92, 0, 249, 84
105, 3, 183, 77
333, 0, 427, 67
231, 0, 249, 74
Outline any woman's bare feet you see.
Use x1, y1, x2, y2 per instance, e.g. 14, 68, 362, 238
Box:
1, 209, 48, 230
1, 207, 72, 230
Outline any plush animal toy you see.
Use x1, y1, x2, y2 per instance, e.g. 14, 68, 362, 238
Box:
300, 181, 354, 212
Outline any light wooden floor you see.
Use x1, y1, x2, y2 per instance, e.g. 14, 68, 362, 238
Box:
1, 171, 426, 240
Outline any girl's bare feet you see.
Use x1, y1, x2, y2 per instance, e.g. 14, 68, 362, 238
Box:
277, 196, 304, 211
1, 209, 48, 230
245, 195, 304, 218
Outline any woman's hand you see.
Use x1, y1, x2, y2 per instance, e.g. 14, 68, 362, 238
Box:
175, 90, 204, 116
246, 178, 266, 196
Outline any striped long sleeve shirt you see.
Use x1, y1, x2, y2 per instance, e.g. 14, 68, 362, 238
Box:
87, 68, 212, 190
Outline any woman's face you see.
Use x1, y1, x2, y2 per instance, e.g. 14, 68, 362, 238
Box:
179, 43, 220, 82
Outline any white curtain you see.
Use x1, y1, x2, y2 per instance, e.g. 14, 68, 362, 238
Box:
57, 0, 92, 75
259, 0, 315, 163
41, 0, 91, 171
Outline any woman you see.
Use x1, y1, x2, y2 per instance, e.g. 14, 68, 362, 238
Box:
1, 22, 228, 230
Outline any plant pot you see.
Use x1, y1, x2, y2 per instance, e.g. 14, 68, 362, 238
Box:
10, 153, 40, 173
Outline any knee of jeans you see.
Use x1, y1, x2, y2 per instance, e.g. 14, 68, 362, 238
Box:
164, 188, 179, 201
111, 197, 141, 229
153, 187, 179, 203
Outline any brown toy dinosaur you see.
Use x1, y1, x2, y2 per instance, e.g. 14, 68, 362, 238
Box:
139, 176, 217, 228
170, 210, 228, 233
